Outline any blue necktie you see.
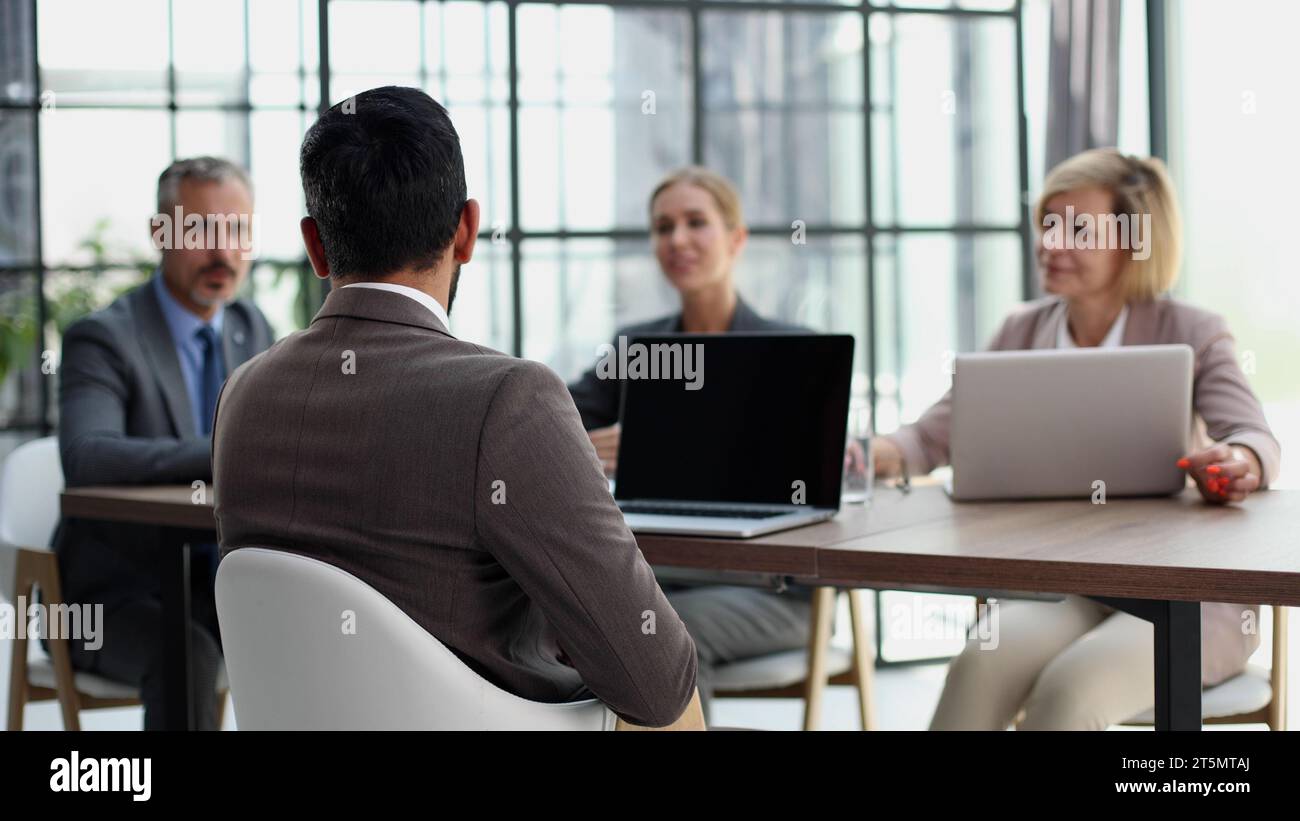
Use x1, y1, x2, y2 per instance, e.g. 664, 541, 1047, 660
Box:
195, 325, 223, 436
194, 325, 223, 579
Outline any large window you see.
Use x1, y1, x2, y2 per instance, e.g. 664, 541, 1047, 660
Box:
1, 0, 1031, 460
1165, 0, 1300, 490
0, 0, 325, 443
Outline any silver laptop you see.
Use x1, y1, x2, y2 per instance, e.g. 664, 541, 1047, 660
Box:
614, 333, 854, 538
948, 344, 1193, 501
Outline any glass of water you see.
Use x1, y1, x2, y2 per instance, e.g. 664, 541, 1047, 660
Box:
841, 398, 874, 505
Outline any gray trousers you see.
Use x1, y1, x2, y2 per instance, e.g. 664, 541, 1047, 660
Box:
666, 585, 812, 720
68, 556, 224, 731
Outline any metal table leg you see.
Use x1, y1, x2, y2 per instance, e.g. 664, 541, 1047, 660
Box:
160, 531, 194, 730
1092, 596, 1201, 731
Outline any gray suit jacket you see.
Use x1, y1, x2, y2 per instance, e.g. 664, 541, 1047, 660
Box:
55, 279, 275, 608
212, 286, 698, 726
886, 295, 1282, 686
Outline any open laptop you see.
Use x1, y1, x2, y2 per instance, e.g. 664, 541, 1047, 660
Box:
614, 333, 854, 538
948, 344, 1193, 501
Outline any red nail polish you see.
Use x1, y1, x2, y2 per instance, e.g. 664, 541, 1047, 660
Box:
1207, 465, 1222, 475
1177, 458, 1191, 469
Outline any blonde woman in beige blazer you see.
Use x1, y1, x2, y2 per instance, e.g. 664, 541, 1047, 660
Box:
873, 148, 1282, 730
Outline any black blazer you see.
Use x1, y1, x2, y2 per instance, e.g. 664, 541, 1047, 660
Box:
53, 280, 275, 610
567, 296, 809, 430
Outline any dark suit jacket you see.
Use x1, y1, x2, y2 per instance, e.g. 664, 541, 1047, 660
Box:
54, 279, 275, 610
567, 296, 810, 430
212, 286, 698, 727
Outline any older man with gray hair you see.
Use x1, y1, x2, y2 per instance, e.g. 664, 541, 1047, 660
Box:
52, 156, 275, 730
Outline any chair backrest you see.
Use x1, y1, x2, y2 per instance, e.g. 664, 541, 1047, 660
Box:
0, 437, 63, 551
215, 547, 615, 731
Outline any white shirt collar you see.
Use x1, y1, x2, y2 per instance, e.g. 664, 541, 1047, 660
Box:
1055, 301, 1128, 349
341, 282, 451, 331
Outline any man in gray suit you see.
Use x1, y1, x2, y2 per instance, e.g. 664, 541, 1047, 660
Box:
55, 157, 275, 730
213, 86, 701, 728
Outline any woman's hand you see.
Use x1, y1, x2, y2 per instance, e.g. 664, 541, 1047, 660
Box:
588, 424, 621, 477
1178, 443, 1262, 504
872, 437, 904, 479
844, 438, 866, 473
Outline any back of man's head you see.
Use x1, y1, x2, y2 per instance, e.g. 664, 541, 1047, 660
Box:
300, 86, 466, 281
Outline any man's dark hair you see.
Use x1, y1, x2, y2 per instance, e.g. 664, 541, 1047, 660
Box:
300, 86, 466, 280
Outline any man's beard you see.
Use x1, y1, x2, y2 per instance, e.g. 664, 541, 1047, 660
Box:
189, 287, 228, 309
188, 262, 236, 308
447, 263, 462, 315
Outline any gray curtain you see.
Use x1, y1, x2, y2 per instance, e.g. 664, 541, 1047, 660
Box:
1045, 0, 1122, 171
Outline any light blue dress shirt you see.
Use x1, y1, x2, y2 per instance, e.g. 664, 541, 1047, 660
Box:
152, 272, 225, 436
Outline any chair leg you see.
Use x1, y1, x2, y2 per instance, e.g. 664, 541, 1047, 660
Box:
23, 550, 84, 731
6, 621, 28, 732
1269, 605, 1288, 731
5, 555, 38, 732
46, 636, 83, 731
847, 589, 876, 731
802, 586, 836, 731
217, 690, 229, 730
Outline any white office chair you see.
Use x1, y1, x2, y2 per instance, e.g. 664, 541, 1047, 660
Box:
1, 437, 139, 730
2, 436, 230, 730
215, 547, 617, 730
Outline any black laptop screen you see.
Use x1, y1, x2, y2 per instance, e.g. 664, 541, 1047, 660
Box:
613, 334, 853, 508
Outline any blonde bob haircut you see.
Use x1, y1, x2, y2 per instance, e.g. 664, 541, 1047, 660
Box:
649, 166, 745, 231
1035, 148, 1183, 302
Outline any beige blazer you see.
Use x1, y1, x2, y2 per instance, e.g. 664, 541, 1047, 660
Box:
887, 296, 1282, 686
212, 286, 698, 727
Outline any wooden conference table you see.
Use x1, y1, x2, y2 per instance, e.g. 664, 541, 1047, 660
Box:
61, 483, 1300, 731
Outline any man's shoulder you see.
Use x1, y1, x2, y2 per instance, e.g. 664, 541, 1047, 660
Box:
448, 345, 567, 401
225, 330, 294, 381
62, 280, 152, 345
418, 344, 576, 419
233, 322, 544, 389
225, 295, 275, 342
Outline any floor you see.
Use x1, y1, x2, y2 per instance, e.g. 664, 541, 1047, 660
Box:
4, 598, 1292, 731
5, 658, 952, 731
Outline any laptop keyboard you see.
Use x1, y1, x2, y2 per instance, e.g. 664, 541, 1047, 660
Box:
617, 501, 790, 520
